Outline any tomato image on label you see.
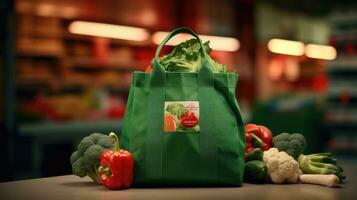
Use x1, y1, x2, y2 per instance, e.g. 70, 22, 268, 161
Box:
164, 112, 177, 132
180, 111, 199, 128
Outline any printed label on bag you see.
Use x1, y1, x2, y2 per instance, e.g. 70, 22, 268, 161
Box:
164, 101, 199, 132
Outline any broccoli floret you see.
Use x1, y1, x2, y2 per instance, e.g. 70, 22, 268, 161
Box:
272, 133, 307, 159
70, 133, 114, 183
70, 152, 86, 177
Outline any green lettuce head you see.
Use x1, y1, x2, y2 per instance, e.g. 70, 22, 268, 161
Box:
159, 39, 227, 73
165, 103, 188, 118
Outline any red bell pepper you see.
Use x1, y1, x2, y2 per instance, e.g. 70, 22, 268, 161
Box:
245, 123, 273, 155
98, 132, 134, 190
180, 111, 199, 128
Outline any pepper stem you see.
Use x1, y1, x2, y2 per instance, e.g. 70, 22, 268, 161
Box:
250, 132, 264, 148
109, 132, 120, 151
98, 166, 111, 176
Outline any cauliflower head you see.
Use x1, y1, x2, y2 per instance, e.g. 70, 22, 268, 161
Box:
263, 148, 302, 184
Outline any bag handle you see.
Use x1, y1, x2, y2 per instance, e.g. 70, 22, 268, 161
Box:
152, 27, 209, 72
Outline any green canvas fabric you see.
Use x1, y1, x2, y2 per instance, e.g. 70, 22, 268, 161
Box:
121, 28, 245, 186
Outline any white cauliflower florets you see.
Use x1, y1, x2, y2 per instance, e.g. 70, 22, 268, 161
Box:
263, 148, 302, 184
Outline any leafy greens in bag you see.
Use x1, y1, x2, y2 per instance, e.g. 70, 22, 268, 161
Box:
159, 39, 227, 73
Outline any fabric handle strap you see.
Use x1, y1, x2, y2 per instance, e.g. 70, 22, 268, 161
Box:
152, 27, 208, 73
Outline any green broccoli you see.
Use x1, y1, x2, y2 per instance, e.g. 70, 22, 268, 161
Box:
70, 133, 114, 183
272, 133, 307, 159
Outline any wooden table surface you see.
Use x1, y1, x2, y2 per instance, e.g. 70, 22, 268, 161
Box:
0, 162, 355, 200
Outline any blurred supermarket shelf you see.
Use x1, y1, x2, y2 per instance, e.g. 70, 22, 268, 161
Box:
325, 8, 357, 155
19, 120, 122, 142
327, 87, 357, 97
16, 49, 64, 58
327, 57, 357, 69
66, 56, 145, 71
326, 128, 357, 156
328, 79, 357, 87
62, 32, 151, 46
16, 76, 131, 93
325, 109, 357, 124
17, 120, 122, 177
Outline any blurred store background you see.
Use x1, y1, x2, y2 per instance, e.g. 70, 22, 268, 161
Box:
1, 0, 357, 181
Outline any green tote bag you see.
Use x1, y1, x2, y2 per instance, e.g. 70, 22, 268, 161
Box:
121, 27, 245, 186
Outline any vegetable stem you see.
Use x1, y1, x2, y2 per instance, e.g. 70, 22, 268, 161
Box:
250, 133, 264, 148
87, 167, 99, 183
98, 166, 111, 176
109, 132, 120, 151
299, 174, 339, 187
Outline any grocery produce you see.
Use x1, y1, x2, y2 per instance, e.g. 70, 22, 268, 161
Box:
165, 103, 188, 119
299, 174, 340, 187
246, 148, 263, 161
244, 160, 269, 183
164, 112, 177, 132
180, 111, 199, 128
245, 123, 273, 154
298, 153, 345, 181
70, 133, 115, 183
158, 39, 227, 73
263, 148, 302, 184
272, 133, 307, 159
98, 132, 134, 190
